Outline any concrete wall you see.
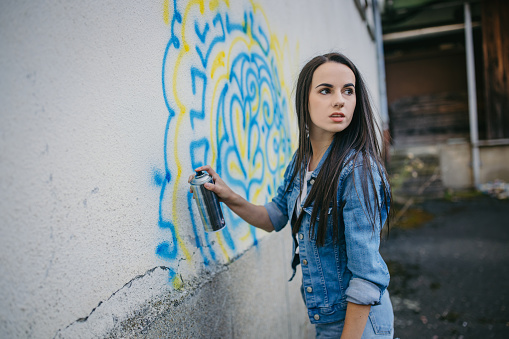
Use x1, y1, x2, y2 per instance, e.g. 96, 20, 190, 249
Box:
0, 0, 380, 337
440, 141, 509, 189
440, 141, 472, 189
479, 145, 509, 183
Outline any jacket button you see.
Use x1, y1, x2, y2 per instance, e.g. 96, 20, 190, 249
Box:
306, 286, 313, 293
302, 259, 308, 265
310, 178, 315, 185
299, 234, 304, 240
314, 314, 320, 320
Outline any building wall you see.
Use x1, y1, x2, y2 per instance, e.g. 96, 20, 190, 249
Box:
440, 142, 509, 189
385, 51, 468, 104
0, 0, 380, 337
479, 146, 509, 183
384, 47, 475, 148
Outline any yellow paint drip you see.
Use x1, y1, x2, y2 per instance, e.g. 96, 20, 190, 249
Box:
229, 161, 244, 178
217, 115, 224, 139
234, 108, 246, 160
215, 233, 230, 261
181, 1, 205, 54
172, 274, 184, 290
211, 51, 226, 79
254, 161, 261, 172
163, 0, 170, 25
208, 0, 228, 11
240, 227, 253, 242
261, 87, 272, 123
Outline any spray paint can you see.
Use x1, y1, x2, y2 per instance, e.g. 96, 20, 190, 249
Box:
190, 170, 226, 232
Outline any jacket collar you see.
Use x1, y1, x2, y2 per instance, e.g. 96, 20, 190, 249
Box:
294, 142, 333, 185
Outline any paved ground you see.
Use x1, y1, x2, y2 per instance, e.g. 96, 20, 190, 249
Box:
380, 195, 509, 339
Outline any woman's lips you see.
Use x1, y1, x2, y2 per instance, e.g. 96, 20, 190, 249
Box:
329, 113, 345, 122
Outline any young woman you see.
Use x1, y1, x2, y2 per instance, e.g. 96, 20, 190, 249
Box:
189, 52, 393, 338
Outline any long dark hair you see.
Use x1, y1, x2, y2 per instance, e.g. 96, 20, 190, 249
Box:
289, 52, 391, 246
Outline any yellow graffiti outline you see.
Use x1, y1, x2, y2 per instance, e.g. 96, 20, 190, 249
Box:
169, 0, 208, 264
164, 0, 298, 263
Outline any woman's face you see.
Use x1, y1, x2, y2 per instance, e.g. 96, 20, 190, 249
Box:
308, 62, 356, 139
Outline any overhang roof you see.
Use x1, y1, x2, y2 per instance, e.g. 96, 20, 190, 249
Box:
381, 0, 481, 41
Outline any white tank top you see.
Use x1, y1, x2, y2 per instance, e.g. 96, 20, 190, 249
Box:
297, 165, 313, 213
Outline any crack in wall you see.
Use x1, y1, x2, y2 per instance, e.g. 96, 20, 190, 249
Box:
53, 261, 232, 338
53, 266, 172, 338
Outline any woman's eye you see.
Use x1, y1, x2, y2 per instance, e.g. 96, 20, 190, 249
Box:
344, 88, 354, 95
319, 88, 330, 95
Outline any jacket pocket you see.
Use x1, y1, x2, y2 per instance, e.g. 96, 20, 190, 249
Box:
303, 206, 334, 245
368, 292, 394, 335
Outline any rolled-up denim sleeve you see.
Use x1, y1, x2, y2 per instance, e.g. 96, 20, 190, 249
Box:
342, 162, 390, 305
264, 201, 288, 232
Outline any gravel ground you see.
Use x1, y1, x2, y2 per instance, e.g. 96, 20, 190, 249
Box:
380, 195, 509, 339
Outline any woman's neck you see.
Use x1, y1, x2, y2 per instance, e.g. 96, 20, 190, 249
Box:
308, 133, 334, 171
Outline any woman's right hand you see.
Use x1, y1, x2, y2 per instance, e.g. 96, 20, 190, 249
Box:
188, 165, 237, 205
188, 165, 274, 232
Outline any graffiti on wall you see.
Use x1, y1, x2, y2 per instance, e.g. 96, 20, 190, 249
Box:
153, 0, 297, 286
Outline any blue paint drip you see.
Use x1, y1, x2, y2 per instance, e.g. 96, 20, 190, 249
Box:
196, 13, 225, 68
153, 169, 165, 186
247, 12, 269, 56
194, 21, 209, 43
167, 269, 177, 283
168, 0, 182, 49
156, 241, 176, 260
190, 138, 210, 172
189, 67, 207, 130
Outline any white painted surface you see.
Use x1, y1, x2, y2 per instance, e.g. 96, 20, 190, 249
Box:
0, 0, 379, 337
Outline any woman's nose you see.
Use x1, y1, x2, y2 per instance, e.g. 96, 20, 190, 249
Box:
333, 94, 345, 108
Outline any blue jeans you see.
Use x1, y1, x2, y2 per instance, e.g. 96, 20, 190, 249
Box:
315, 291, 394, 338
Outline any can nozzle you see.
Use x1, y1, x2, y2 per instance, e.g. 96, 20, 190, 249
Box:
195, 170, 206, 177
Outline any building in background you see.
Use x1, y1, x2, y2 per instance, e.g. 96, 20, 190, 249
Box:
381, 0, 509, 197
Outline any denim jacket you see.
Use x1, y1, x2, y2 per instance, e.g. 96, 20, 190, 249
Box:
264, 145, 390, 324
